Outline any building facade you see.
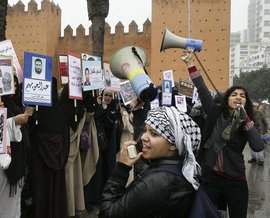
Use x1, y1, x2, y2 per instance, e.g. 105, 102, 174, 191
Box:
230, 0, 270, 81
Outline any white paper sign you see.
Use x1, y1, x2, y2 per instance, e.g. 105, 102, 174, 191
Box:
68, 52, 82, 99
23, 78, 51, 104
103, 63, 120, 91
0, 40, 23, 83
82, 60, 103, 91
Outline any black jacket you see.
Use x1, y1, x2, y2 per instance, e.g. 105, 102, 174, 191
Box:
99, 159, 194, 218
192, 75, 264, 177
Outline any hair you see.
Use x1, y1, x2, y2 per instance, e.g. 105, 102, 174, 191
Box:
221, 85, 254, 120
85, 68, 90, 74
35, 58, 42, 64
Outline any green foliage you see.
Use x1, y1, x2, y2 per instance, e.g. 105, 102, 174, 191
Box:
233, 68, 270, 101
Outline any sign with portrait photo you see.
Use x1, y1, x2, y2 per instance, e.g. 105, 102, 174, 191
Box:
23, 52, 52, 106
0, 55, 15, 96
103, 63, 120, 91
0, 108, 7, 154
119, 80, 136, 106
82, 59, 103, 91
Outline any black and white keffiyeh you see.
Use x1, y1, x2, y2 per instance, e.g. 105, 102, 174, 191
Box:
145, 106, 201, 190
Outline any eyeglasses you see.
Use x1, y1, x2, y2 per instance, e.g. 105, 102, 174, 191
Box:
104, 93, 113, 97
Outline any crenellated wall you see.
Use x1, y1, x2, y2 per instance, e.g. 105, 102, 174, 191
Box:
5, 0, 230, 91
57, 19, 151, 66
6, 0, 151, 85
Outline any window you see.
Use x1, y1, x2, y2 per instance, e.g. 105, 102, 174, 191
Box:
264, 20, 270, 26
265, 9, 270, 15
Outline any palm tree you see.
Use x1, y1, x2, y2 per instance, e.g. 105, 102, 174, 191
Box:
87, 0, 109, 61
0, 0, 8, 41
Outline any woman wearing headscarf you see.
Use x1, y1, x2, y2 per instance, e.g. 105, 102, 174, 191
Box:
84, 89, 120, 213
98, 106, 201, 218
28, 77, 69, 218
181, 49, 264, 218
0, 75, 30, 218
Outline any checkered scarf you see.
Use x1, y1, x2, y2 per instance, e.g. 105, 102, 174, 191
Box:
145, 106, 201, 190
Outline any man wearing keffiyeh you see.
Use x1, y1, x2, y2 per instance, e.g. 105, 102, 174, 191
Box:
98, 106, 202, 218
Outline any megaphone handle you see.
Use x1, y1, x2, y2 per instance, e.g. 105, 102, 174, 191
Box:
193, 52, 219, 94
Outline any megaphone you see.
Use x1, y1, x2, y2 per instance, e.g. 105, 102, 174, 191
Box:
110, 46, 157, 102
160, 28, 203, 52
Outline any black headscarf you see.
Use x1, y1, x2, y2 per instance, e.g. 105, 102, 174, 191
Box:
34, 77, 64, 133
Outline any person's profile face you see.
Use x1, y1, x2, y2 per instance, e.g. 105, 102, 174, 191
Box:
141, 124, 176, 160
35, 60, 42, 74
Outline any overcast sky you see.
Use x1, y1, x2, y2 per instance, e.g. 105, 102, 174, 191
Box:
8, 0, 248, 34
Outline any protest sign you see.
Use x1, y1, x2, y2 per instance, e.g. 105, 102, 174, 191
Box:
0, 40, 23, 83
68, 52, 82, 99
23, 52, 52, 106
0, 55, 15, 96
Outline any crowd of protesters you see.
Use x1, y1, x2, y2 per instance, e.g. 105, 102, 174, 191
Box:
0, 49, 269, 218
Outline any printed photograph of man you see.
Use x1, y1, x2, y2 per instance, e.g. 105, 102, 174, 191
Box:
32, 57, 46, 80
104, 69, 111, 87
84, 67, 91, 86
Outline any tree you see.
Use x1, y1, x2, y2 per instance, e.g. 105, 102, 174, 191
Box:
87, 0, 109, 61
0, 0, 8, 41
233, 68, 270, 101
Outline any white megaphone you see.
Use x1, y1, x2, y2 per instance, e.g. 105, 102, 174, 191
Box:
110, 46, 157, 102
160, 28, 203, 52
